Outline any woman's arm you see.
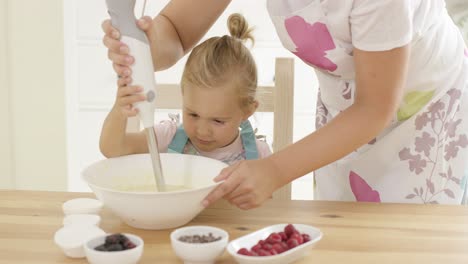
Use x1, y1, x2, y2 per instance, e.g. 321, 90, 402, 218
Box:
271, 45, 410, 185
102, 0, 231, 75
203, 45, 411, 209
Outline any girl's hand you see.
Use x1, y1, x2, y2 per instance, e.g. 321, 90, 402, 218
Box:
113, 77, 146, 118
101, 16, 154, 78
202, 158, 286, 210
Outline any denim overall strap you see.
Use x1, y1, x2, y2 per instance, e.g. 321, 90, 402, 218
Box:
168, 121, 259, 159
240, 120, 259, 160
167, 125, 189, 153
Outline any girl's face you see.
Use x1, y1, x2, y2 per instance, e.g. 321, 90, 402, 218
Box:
182, 85, 249, 152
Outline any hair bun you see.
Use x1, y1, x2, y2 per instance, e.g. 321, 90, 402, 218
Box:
228, 13, 254, 45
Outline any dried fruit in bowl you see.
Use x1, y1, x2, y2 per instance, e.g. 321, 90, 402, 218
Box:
94, 233, 136, 252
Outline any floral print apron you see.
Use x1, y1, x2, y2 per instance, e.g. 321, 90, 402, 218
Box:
267, 0, 468, 204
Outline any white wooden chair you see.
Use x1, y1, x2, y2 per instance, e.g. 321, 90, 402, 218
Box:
127, 57, 294, 202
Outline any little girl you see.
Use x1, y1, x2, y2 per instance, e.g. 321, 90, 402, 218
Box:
99, 13, 271, 165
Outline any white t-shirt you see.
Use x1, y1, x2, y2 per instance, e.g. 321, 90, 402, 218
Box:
446, 0, 468, 44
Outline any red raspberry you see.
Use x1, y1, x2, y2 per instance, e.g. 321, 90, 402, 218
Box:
258, 249, 272, 256
290, 232, 304, 244
123, 240, 136, 249
284, 224, 297, 237
262, 243, 273, 251
266, 233, 282, 244
251, 243, 262, 252
272, 243, 286, 254
278, 231, 288, 241
242, 225, 311, 257
287, 238, 299, 249
237, 248, 251, 256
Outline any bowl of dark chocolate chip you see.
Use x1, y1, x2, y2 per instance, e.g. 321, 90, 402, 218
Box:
170, 225, 229, 264
84, 233, 143, 264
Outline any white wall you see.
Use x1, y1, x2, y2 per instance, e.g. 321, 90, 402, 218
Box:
1, 0, 67, 190
0, 0, 14, 188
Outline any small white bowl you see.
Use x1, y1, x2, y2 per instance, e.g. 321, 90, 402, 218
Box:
62, 198, 103, 215
63, 214, 101, 227
54, 225, 106, 258
84, 233, 144, 264
227, 224, 323, 264
170, 225, 229, 264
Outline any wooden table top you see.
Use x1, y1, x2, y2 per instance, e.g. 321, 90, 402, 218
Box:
1, 190, 468, 264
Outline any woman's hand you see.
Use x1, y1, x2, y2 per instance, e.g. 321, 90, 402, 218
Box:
202, 158, 286, 210
101, 16, 155, 78
113, 78, 146, 118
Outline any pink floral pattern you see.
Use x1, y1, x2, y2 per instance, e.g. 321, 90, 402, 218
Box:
284, 16, 337, 72
399, 88, 468, 203
315, 89, 329, 129
342, 82, 352, 100
349, 171, 381, 202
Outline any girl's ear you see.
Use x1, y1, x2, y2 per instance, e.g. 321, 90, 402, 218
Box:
243, 100, 259, 120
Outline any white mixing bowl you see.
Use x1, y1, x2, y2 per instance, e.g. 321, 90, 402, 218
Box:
81, 153, 227, 230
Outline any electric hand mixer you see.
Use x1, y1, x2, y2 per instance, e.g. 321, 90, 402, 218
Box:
106, 0, 166, 192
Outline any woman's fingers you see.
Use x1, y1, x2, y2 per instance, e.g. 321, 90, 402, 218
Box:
202, 168, 244, 207
101, 20, 118, 38
214, 162, 241, 182
113, 63, 132, 78
225, 182, 254, 201
237, 202, 256, 210
203, 158, 282, 210
102, 18, 134, 76
136, 16, 153, 32
102, 24, 125, 54
202, 162, 244, 206
107, 48, 134, 67
228, 193, 256, 208
117, 76, 132, 87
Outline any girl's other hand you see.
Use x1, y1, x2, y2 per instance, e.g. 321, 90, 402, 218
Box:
202, 158, 285, 210
113, 79, 146, 118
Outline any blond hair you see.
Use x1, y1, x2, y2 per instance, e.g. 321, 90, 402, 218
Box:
181, 13, 258, 113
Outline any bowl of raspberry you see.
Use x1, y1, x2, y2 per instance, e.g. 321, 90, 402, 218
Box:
227, 223, 322, 264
